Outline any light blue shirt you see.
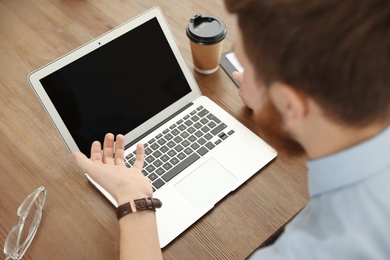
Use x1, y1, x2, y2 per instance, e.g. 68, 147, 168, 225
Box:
250, 125, 390, 259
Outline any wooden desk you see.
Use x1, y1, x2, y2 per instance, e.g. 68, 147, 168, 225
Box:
0, 0, 309, 259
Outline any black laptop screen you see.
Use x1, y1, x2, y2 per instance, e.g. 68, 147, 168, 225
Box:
40, 18, 192, 156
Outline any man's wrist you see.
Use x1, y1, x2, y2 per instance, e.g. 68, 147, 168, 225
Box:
116, 197, 162, 220
116, 189, 153, 206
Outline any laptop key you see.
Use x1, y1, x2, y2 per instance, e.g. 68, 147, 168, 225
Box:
157, 138, 167, 145
153, 159, 163, 167
188, 135, 197, 142
153, 178, 165, 189
167, 140, 175, 148
156, 168, 165, 176
173, 136, 183, 143
184, 147, 193, 155
197, 109, 209, 117
174, 144, 184, 152
171, 129, 180, 136
164, 133, 173, 140
218, 132, 228, 140
145, 156, 155, 163
204, 133, 213, 140
211, 123, 227, 135
160, 154, 169, 162
177, 152, 186, 160
163, 162, 173, 170
197, 147, 208, 156
148, 173, 158, 181
205, 142, 215, 150
207, 113, 221, 123
184, 120, 193, 126
194, 122, 202, 129
177, 124, 187, 131
160, 145, 169, 153
194, 130, 203, 138
152, 150, 162, 158
162, 153, 200, 182
128, 157, 136, 165
208, 121, 217, 129
181, 140, 190, 147
145, 147, 152, 155
146, 165, 156, 173
200, 118, 209, 124
167, 149, 177, 157
201, 125, 210, 133
180, 131, 189, 139
170, 157, 179, 165
191, 115, 200, 122
190, 142, 200, 150
125, 153, 134, 160
186, 126, 195, 134
197, 137, 206, 145
150, 143, 160, 150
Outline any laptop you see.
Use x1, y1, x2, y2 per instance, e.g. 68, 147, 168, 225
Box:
28, 7, 277, 248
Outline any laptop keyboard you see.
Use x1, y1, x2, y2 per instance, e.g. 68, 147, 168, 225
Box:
124, 105, 235, 192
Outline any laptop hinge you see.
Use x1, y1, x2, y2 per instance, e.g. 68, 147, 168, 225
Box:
125, 102, 194, 149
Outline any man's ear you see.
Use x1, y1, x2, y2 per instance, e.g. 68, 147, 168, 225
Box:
269, 82, 308, 128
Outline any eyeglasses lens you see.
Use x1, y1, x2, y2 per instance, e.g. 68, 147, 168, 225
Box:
4, 224, 21, 255
4, 188, 45, 259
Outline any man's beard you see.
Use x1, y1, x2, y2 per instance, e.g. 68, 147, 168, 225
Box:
253, 97, 306, 158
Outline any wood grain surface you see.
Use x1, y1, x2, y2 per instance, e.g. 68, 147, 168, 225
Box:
0, 0, 309, 259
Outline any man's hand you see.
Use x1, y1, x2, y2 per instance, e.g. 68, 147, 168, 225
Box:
232, 71, 251, 108
72, 133, 152, 205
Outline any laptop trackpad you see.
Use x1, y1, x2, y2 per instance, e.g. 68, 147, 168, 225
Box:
175, 159, 238, 210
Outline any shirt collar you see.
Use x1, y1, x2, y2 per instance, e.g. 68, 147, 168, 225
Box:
307, 125, 390, 198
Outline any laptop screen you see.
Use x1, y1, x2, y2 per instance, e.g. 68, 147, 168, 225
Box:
40, 18, 192, 156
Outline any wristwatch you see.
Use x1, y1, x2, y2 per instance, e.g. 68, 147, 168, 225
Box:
116, 197, 162, 220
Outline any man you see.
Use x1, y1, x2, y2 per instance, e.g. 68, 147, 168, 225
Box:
73, 0, 390, 259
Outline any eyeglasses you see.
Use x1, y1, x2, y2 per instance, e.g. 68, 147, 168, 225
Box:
4, 186, 47, 260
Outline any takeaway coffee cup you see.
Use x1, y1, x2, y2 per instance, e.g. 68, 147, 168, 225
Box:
186, 14, 227, 74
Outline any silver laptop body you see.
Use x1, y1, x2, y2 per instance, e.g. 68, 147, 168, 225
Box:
28, 7, 277, 247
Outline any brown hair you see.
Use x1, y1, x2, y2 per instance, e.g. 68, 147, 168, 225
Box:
225, 0, 390, 126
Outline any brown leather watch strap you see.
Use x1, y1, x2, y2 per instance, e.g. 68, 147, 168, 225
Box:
116, 197, 162, 220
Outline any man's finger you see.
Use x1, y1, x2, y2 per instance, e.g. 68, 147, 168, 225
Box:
232, 71, 243, 83
72, 151, 98, 175
72, 151, 109, 188
114, 134, 125, 166
102, 133, 115, 164
132, 143, 145, 170
90, 141, 103, 162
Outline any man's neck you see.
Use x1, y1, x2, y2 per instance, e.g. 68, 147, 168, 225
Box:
300, 120, 389, 160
